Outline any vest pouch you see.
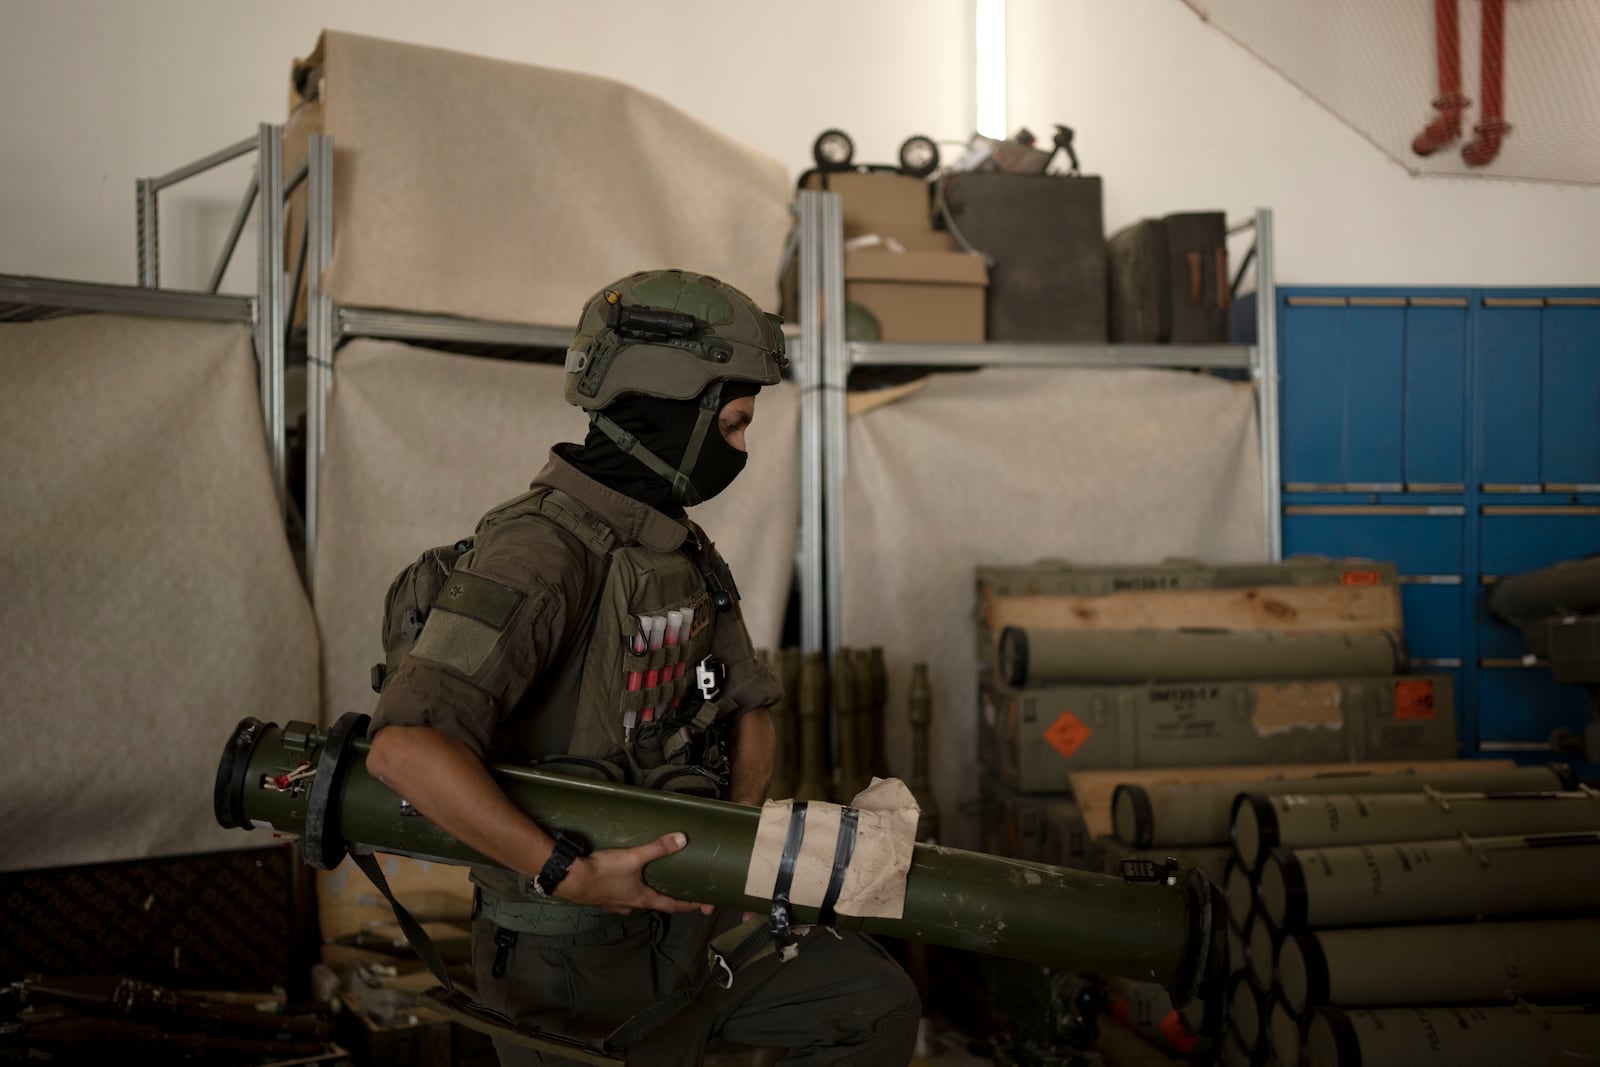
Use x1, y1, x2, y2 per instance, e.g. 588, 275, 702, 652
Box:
641, 762, 725, 800
629, 718, 670, 771
527, 753, 626, 784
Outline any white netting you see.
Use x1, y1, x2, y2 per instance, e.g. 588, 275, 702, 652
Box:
1183, 0, 1600, 185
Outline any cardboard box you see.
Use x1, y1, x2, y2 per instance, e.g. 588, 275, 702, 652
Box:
797, 170, 950, 251
844, 248, 987, 343
979, 675, 1458, 794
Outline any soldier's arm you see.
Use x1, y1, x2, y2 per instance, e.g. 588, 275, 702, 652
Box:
367, 725, 706, 914
726, 708, 774, 805
705, 546, 783, 805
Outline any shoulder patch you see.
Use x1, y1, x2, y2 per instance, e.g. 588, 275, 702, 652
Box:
432, 570, 524, 630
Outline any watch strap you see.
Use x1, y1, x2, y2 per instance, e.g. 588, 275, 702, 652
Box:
535, 832, 590, 897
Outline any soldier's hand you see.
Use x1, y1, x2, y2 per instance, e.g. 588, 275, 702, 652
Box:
556, 832, 715, 916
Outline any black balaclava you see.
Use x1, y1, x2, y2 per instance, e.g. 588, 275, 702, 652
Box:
562, 380, 760, 514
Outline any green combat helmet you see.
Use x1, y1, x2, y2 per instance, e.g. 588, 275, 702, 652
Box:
564, 269, 788, 506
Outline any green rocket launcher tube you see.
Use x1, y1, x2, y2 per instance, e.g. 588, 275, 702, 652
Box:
215, 715, 1217, 1001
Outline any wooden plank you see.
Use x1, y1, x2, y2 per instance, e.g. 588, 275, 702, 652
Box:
1065, 759, 1516, 842
985, 583, 1404, 635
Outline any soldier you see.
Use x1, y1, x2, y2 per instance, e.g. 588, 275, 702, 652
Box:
365, 270, 919, 1066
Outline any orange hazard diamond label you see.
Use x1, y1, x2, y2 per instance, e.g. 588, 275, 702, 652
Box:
1044, 710, 1092, 760
1395, 679, 1436, 720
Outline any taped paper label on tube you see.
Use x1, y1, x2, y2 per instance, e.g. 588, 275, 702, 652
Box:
745, 778, 919, 919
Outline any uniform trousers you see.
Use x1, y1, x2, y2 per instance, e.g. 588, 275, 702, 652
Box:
470, 904, 920, 1066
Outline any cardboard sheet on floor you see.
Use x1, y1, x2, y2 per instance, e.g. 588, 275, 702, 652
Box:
313, 340, 799, 730
0, 316, 320, 871
289, 31, 792, 328
839, 366, 1266, 851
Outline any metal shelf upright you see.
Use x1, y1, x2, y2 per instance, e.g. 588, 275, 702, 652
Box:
131, 124, 295, 511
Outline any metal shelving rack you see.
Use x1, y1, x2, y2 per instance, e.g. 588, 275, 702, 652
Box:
4, 124, 291, 507
19, 133, 1278, 649
791, 190, 1282, 656
6, 125, 573, 588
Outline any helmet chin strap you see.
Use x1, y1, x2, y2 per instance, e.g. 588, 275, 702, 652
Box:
590, 380, 726, 508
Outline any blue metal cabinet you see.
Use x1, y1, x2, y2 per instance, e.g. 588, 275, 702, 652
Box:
1478, 295, 1600, 491
1280, 303, 1353, 487
1541, 303, 1600, 487
1280, 287, 1600, 768
1477, 302, 1544, 488
1281, 506, 1465, 576
1280, 294, 1468, 492
1403, 305, 1469, 489
1480, 507, 1600, 576
1475, 667, 1592, 745
1402, 582, 1466, 662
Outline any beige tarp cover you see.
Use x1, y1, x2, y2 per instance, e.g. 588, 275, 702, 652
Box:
297, 31, 793, 327
314, 341, 799, 727
0, 316, 320, 871
841, 367, 1267, 851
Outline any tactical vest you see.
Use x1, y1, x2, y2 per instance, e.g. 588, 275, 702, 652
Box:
378, 483, 743, 799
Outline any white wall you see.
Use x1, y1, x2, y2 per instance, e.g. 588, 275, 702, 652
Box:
1008, 0, 1600, 286
1, 0, 1595, 292
0, 0, 973, 291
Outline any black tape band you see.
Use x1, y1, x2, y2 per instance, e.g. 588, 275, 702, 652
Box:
818, 807, 860, 926
770, 802, 808, 946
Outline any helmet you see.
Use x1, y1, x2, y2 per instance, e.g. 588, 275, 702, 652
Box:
564, 270, 787, 411
563, 270, 789, 507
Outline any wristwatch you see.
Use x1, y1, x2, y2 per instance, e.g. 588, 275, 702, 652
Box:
534, 832, 591, 897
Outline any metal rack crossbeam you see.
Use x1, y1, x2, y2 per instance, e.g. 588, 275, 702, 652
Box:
0, 274, 253, 323
336, 308, 573, 349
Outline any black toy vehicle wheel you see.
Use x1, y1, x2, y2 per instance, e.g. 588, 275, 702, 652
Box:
813, 128, 855, 171
897, 134, 940, 178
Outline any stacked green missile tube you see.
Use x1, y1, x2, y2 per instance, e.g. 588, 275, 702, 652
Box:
215, 715, 1218, 1002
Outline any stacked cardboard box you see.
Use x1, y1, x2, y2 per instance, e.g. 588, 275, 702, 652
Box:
781, 170, 988, 343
